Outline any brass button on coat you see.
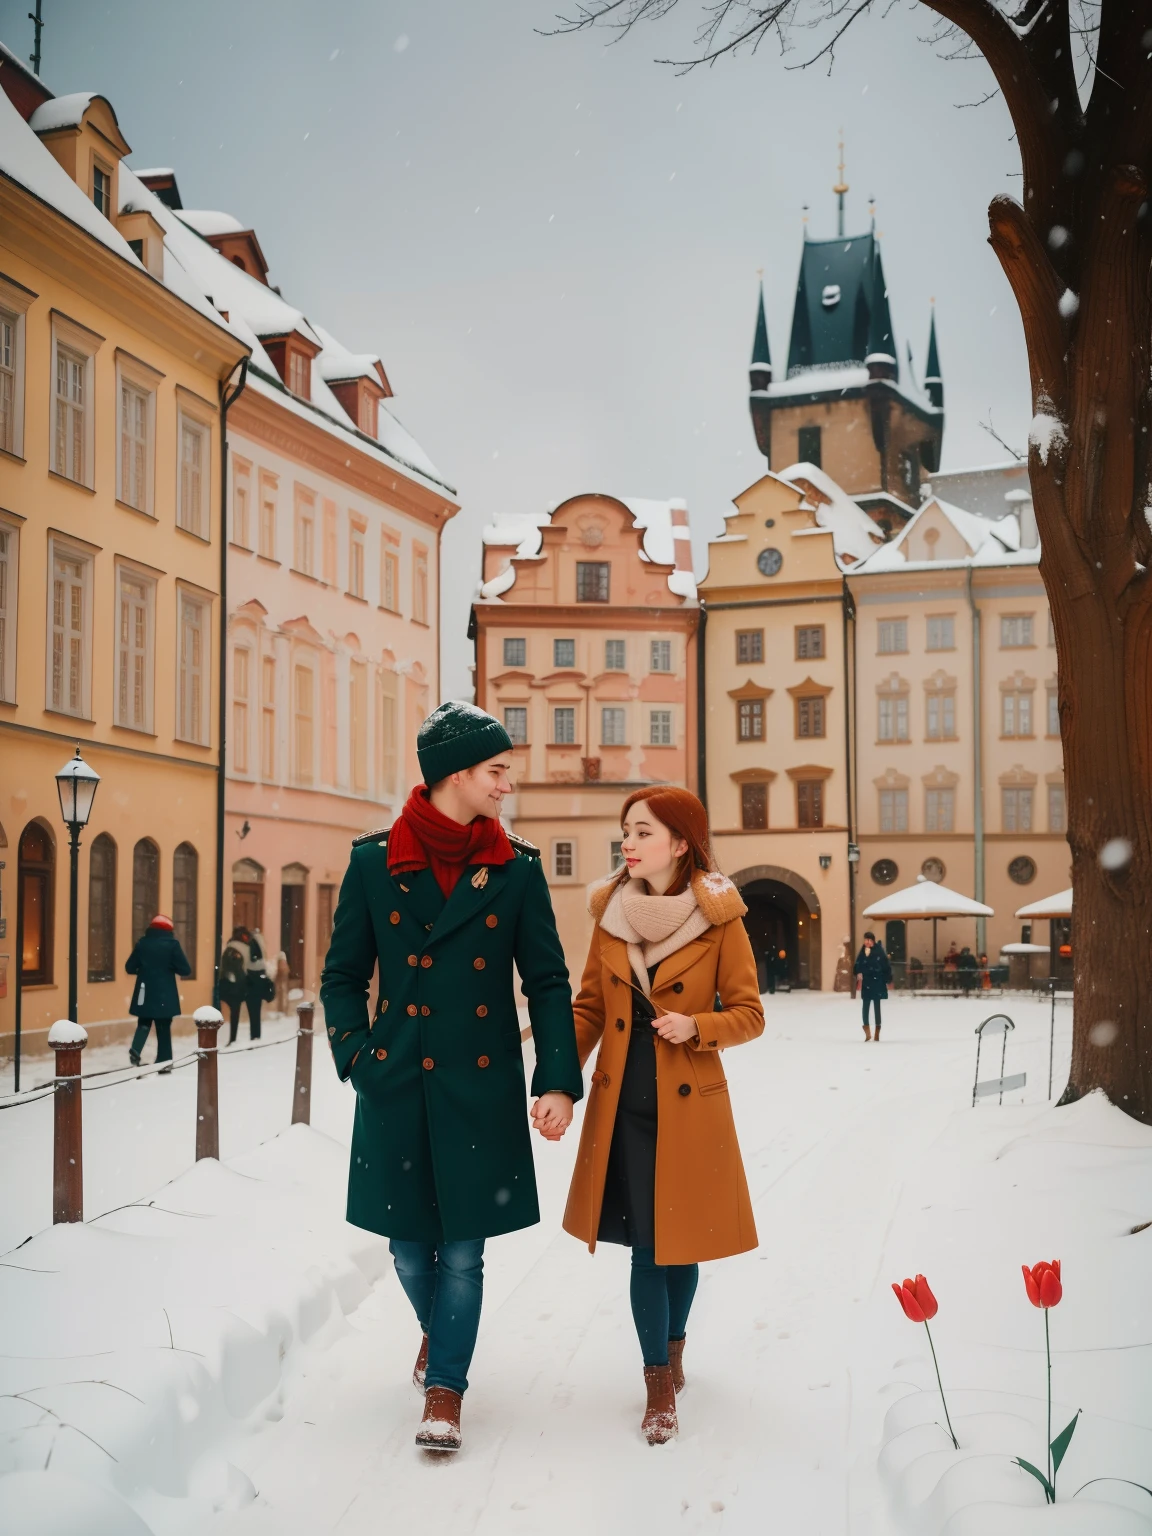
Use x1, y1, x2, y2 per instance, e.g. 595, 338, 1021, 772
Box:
421, 955, 433, 969
408, 954, 418, 967
473, 957, 485, 971
389, 911, 400, 925
476, 1005, 488, 1018
421, 1005, 431, 1017
422, 1057, 435, 1071
407, 1004, 418, 1017
678, 1082, 691, 1097
485, 914, 498, 928
376, 1048, 387, 1060
477, 1055, 490, 1069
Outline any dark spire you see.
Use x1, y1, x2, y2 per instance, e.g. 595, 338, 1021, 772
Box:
751, 280, 771, 377
924, 305, 943, 410
864, 239, 897, 381
749, 276, 773, 464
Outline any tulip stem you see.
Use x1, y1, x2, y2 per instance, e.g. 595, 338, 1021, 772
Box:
1046, 1309, 1053, 1498
924, 1320, 958, 1450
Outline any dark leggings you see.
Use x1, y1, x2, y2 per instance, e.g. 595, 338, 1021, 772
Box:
862, 998, 882, 1030
629, 1246, 699, 1368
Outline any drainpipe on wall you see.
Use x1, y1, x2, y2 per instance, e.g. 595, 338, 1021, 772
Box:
695, 602, 708, 813
213, 358, 249, 1008
966, 565, 986, 954
841, 577, 857, 951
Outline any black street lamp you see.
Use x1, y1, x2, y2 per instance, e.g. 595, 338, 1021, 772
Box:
55, 746, 100, 1023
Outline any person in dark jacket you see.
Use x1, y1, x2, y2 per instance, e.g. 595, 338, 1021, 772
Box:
218, 928, 251, 1043
126, 915, 192, 1067
853, 931, 892, 1041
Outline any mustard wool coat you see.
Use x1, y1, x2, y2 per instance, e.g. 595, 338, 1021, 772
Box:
562, 871, 765, 1266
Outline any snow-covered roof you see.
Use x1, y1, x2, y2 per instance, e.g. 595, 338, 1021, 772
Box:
927, 460, 1033, 522
28, 91, 100, 133
312, 323, 386, 386
854, 491, 1036, 575
760, 362, 937, 421
167, 208, 320, 343
177, 208, 247, 238
775, 461, 887, 569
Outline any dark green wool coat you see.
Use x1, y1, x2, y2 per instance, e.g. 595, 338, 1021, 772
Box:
125, 929, 192, 1018
320, 833, 583, 1243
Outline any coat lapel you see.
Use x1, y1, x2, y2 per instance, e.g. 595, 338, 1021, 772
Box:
651, 936, 715, 993
427, 860, 509, 947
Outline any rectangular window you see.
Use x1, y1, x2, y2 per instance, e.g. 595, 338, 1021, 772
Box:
649, 709, 672, 746
650, 639, 672, 673
118, 380, 150, 512
116, 570, 153, 732
504, 705, 528, 745
796, 695, 825, 738
925, 691, 955, 740
605, 638, 626, 671
178, 415, 208, 537
1002, 690, 1033, 736
349, 522, 366, 598
0, 523, 16, 703
926, 615, 955, 651
288, 350, 310, 398
379, 671, 398, 794
925, 787, 955, 833
741, 782, 767, 830
797, 779, 824, 828
736, 629, 763, 665
552, 840, 575, 879
553, 706, 576, 745
878, 694, 909, 741
381, 531, 400, 611
879, 787, 908, 834
1001, 614, 1034, 648
50, 548, 89, 716
504, 637, 526, 668
177, 592, 208, 744
92, 162, 111, 216
1047, 688, 1059, 736
610, 840, 624, 871
259, 478, 277, 558
796, 625, 825, 659
1048, 782, 1066, 833
576, 561, 610, 602
738, 698, 764, 741
350, 660, 368, 792
0, 308, 17, 455
412, 543, 429, 624
293, 664, 315, 784
878, 619, 908, 654
554, 638, 576, 669
233, 647, 250, 774
798, 424, 822, 467
1002, 786, 1034, 833
233, 470, 251, 548
601, 706, 626, 745
359, 390, 376, 436
261, 655, 277, 780
294, 488, 315, 576
55, 345, 86, 483
323, 500, 338, 583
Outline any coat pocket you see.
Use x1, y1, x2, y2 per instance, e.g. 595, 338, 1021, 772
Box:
697, 1079, 729, 1097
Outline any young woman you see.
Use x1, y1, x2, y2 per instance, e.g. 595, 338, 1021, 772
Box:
562, 787, 764, 1444
853, 930, 892, 1040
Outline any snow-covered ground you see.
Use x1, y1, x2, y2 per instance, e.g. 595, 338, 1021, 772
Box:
1, 991, 1149, 1535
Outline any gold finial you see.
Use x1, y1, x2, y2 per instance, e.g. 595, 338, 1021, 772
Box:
832, 130, 848, 197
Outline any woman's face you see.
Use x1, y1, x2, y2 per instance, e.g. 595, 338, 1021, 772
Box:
621, 800, 689, 891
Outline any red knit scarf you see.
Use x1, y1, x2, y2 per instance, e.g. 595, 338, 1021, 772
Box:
387, 784, 514, 897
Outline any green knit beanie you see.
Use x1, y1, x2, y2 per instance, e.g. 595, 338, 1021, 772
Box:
418, 701, 514, 785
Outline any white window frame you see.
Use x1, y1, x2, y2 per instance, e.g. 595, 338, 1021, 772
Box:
176, 401, 212, 539
0, 515, 19, 703
504, 705, 528, 745
878, 692, 909, 742
1002, 690, 1033, 737
609, 839, 624, 872
649, 708, 673, 746
551, 839, 577, 880
552, 706, 576, 745
0, 272, 35, 460
650, 638, 672, 673
175, 585, 211, 745
46, 535, 94, 718
115, 352, 161, 517
553, 638, 576, 669
1000, 614, 1034, 648
503, 637, 527, 669
605, 638, 626, 671
925, 689, 955, 740
925, 787, 955, 833
51, 313, 101, 489
601, 706, 627, 746
114, 561, 156, 734
878, 619, 908, 654
1002, 785, 1034, 833
926, 614, 955, 651
878, 787, 908, 833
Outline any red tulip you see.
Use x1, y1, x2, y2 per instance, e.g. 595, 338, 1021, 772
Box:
892, 1274, 939, 1323
1022, 1259, 1062, 1308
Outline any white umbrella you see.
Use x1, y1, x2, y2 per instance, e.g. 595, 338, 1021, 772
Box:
1014, 887, 1072, 920
863, 878, 994, 969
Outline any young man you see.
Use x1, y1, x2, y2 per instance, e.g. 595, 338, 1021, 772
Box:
320, 701, 582, 1451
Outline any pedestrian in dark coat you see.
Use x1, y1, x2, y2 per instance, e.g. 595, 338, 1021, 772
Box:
125, 916, 192, 1067
320, 701, 582, 1454
854, 931, 892, 1041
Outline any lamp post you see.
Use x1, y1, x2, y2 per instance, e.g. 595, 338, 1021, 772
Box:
55, 746, 100, 1023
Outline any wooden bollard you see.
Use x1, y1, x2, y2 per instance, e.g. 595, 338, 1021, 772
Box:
292, 1001, 314, 1126
194, 1005, 223, 1161
49, 1019, 87, 1223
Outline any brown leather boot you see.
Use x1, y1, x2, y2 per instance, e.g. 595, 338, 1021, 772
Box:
863, 1025, 872, 1041
668, 1336, 686, 1394
641, 1365, 677, 1445
415, 1385, 462, 1452
412, 1333, 429, 1390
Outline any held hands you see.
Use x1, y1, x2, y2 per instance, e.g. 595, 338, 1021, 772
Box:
531, 1091, 574, 1142
652, 1011, 699, 1045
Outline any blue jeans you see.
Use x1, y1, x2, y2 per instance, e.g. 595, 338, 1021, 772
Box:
389, 1238, 485, 1395
629, 1246, 699, 1368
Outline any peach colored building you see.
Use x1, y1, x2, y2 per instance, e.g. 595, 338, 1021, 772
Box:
472, 494, 699, 979
0, 62, 248, 1055
129, 177, 459, 995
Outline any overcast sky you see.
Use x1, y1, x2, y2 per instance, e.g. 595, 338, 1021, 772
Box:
3, 0, 1032, 697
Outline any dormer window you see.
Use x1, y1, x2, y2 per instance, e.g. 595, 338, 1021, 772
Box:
261, 331, 322, 402
288, 351, 310, 398
821, 284, 841, 309
93, 163, 112, 217
359, 391, 377, 435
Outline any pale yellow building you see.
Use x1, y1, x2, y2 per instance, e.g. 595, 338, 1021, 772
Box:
0, 61, 248, 1055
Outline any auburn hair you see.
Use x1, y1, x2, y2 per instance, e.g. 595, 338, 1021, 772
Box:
618, 786, 714, 896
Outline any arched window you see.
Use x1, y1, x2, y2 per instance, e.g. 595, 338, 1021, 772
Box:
172, 842, 198, 977
18, 820, 55, 985
131, 838, 160, 944
87, 832, 116, 981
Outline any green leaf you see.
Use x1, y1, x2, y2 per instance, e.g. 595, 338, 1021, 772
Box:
1015, 1457, 1055, 1504
1074, 1478, 1152, 1502
1050, 1410, 1081, 1476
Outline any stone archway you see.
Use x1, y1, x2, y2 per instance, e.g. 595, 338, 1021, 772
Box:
729, 864, 822, 991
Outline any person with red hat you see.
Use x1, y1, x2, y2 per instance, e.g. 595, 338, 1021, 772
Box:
125, 914, 192, 1069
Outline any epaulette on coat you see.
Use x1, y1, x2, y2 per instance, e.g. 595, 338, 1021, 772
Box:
352, 827, 390, 849
507, 833, 540, 858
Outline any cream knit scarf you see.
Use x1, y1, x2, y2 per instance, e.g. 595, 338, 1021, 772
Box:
599, 876, 711, 996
